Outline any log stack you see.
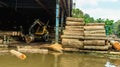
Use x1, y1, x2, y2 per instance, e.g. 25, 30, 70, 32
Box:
84, 23, 109, 50
61, 17, 84, 48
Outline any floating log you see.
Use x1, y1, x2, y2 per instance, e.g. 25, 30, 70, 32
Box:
63, 30, 84, 36
10, 50, 26, 60
84, 26, 105, 30
84, 40, 105, 46
109, 51, 120, 55
84, 45, 109, 50
18, 48, 48, 54
85, 23, 105, 26
84, 34, 106, 37
84, 37, 107, 40
66, 21, 84, 26
65, 26, 84, 29
84, 30, 105, 34
62, 39, 83, 48
66, 17, 84, 22
61, 35, 84, 39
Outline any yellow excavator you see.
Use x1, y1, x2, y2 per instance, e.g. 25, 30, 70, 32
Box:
25, 19, 49, 43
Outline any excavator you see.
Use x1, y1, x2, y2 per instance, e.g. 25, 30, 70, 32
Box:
25, 19, 50, 43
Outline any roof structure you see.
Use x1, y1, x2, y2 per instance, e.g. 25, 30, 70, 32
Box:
0, 0, 73, 31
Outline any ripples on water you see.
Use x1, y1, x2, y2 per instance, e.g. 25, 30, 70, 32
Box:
0, 53, 120, 67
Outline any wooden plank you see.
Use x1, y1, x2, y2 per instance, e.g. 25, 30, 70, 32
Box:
62, 39, 83, 48
61, 35, 84, 39
85, 23, 105, 26
84, 40, 105, 46
84, 45, 109, 50
66, 17, 84, 22
84, 26, 105, 30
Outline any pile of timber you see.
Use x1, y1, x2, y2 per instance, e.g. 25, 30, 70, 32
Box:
84, 23, 109, 50
61, 17, 84, 48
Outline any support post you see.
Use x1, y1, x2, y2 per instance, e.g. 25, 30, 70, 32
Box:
60, 11, 64, 35
55, 0, 60, 43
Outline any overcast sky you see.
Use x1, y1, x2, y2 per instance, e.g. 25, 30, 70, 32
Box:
73, 0, 120, 22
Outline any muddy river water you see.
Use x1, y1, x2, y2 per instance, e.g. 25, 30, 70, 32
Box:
0, 52, 120, 67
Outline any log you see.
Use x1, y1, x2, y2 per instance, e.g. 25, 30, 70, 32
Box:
63, 30, 84, 36
84, 40, 105, 46
84, 45, 109, 50
10, 50, 26, 60
62, 39, 83, 48
66, 21, 84, 26
59, 48, 109, 54
84, 30, 105, 34
84, 34, 106, 37
61, 35, 84, 39
84, 37, 107, 40
66, 17, 84, 22
85, 23, 105, 26
0, 39, 3, 44
65, 28, 84, 31
18, 48, 48, 54
65, 26, 84, 29
84, 26, 105, 30
109, 51, 120, 55
110, 41, 120, 51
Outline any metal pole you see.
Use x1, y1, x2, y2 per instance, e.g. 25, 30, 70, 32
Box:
55, 0, 60, 43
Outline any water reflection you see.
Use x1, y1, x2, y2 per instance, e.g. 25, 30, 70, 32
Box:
105, 61, 116, 67
0, 53, 120, 67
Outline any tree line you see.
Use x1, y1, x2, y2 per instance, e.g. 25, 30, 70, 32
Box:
72, 8, 120, 37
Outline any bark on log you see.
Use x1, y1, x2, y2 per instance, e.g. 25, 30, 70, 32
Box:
62, 39, 83, 48
84, 30, 105, 34
66, 17, 84, 22
65, 26, 84, 29
84, 34, 106, 37
61, 35, 84, 39
84, 26, 105, 30
84, 40, 105, 46
84, 45, 109, 50
85, 23, 105, 26
66, 21, 84, 26
84, 37, 107, 40
63, 30, 84, 36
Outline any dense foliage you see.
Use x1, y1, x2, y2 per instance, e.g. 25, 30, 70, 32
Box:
72, 8, 114, 35
114, 20, 120, 37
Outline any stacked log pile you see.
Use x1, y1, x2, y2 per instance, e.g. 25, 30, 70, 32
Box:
84, 23, 108, 50
61, 17, 84, 48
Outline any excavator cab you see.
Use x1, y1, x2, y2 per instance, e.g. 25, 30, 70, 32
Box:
25, 19, 49, 43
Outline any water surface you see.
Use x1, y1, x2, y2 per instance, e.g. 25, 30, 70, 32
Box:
0, 53, 120, 67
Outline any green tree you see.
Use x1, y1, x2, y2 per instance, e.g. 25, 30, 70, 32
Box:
72, 8, 84, 18
114, 20, 120, 37
95, 18, 104, 23
105, 19, 114, 35
84, 14, 94, 23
